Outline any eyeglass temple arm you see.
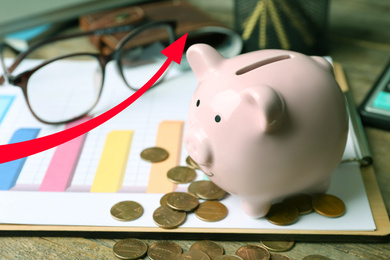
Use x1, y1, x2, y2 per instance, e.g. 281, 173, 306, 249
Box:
0, 45, 21, 85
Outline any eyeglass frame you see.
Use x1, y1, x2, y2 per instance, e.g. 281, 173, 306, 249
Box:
0, 20, 177, 124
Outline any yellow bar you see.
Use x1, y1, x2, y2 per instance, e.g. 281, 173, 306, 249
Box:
90, 130, 134, 193
147, 121, 184, 193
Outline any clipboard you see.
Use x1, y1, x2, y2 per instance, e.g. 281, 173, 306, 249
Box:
0, 62, 389, 242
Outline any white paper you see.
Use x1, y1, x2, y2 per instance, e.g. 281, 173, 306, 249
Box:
0, 59, 375, 231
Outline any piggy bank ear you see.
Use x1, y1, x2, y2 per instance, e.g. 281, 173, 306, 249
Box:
241, 86, 285, 133
187, 44, 224, 81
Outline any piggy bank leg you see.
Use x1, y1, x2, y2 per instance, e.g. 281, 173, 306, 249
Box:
241, 200, 271, 218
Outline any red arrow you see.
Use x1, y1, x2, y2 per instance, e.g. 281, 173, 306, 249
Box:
0, 33, 188, 164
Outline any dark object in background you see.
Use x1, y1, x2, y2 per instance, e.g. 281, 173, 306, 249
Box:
0, 0, 150, 37
234, 0, 329, 55
79, 1, 243, 70
80, 1, 242, 57
359, 59, 390, 131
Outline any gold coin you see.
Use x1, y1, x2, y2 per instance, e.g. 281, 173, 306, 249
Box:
166, 192, 199, 211
140, 147, 169, 162
147, 241, 182, 260
188, 181, 202, 198
160, 193, 170, 206
216, 255, 244, 260
270, 254, 292, 260
153, 205, 186, 229
312, 194, 346, 218
265, 202, 299, 226
195, 181, 226, 200
189, 240, 224, 260
110, 201, 143, 222
235, 245, 270, 260
186, 156, 200, 170
260, 240, 295, 252
195, 201, 228, 222
302, 255, 332, 260
113, 238, 148, 260
167, 166, 197, 184
284, 194, 313, 215
179, 250, 210, 260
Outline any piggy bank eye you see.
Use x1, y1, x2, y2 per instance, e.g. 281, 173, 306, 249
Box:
215, 115, 221, 123
196, 100, 200, 107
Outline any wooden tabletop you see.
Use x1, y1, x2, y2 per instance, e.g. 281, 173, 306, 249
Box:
1, 0, 390, 259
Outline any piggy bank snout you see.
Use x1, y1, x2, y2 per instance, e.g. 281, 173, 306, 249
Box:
184, 130, 212, 166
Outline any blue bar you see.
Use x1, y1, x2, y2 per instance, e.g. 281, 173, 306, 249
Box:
0, 128, 40, 190
0, 96, 15, 124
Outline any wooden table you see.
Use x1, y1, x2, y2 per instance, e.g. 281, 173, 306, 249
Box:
1, 0, 390, 259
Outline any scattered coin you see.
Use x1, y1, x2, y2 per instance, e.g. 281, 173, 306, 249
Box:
195, 181, 226, 200
312, 194, 346, 218
179, 250, 210, 260
270, 253, 292, 260
195, 201, 228, 222
147, 241, 182, 260
260, 240, 295, 252
216, 255, 244, 260
113, 238, 148, 260
160, 193, 170, 206
189, 240, 224, 260
284, 194, 313, 215
153, 205, 186, 229
166, 192, 199, 211
140, 147, 169, 162
110, 201, 143, 222
235, 245, 270, 260
265, 202, 299, 226
186, 156, 200, 170
167, 166, 197, 184
188, 181, 202, 198
302, 255, 332, 260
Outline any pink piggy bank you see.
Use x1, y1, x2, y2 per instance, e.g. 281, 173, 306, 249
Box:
184, 44, 348, 218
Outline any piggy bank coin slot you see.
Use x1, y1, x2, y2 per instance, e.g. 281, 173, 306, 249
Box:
235, 55, 291, 75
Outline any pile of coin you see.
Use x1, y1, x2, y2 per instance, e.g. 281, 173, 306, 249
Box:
265, 193, 346, 226
111, 147, 346, 231
153, 187, 228, 229
112, 239, 300, 260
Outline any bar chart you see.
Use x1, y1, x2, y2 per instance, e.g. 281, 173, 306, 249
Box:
0, 90, 190, 195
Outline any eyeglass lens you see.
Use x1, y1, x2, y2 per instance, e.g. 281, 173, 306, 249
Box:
27, 55, 103, 123
1, 23, 174, 124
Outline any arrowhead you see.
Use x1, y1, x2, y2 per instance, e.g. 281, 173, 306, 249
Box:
161, 33, 188, 65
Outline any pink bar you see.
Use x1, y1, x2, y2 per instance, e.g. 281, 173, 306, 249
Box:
39, 117, 90, 192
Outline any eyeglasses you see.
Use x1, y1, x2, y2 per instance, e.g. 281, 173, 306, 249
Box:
0, 20, 176, 124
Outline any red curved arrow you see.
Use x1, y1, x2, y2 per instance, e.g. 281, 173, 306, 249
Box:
0, 33, 188, 164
